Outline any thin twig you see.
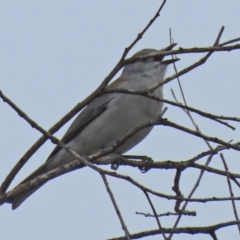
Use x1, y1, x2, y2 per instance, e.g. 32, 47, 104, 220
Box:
220, 153, 240, 235
136, 211, 194, 217
220, 37, 240, 46
160, 119, 240, 151
122, 0, 167, 58
104, 89, 240, 128
168, 26, 225, 239
101, 174, 131, 240
143, 191, 167, 240
171, 89, 213, 148
172, 169, 183, 214
148, 27, 227, 91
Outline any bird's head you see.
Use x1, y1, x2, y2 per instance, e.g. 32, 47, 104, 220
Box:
122, 45, 179, 81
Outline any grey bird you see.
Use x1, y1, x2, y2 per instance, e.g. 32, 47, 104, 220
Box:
7, 44, 178, 209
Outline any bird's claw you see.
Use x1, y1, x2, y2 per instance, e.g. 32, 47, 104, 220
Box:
138, 156, 154, 173
110, 154, 122, 170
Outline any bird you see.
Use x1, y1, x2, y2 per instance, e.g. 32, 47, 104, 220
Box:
7, 44, 179, 209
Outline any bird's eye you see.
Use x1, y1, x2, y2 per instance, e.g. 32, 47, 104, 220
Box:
153, 56, 163, 62
142, 58, 153, 63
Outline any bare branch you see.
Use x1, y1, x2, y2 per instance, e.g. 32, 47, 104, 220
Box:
221, 153, 240, 234
167, 27, 225, 239
94, 155, 240, 180
108, 221, 240, 239
104, 89, 240, 127
149, 27, 227, 90
101, 174, 131, 240
136, 211, 195, 217
122, 0, 167, 59
124, 43, 240, 64
160, 119, 240, 151
143, 191, 167, 240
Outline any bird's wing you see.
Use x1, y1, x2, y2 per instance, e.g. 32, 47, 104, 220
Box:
46, 94, 116, 160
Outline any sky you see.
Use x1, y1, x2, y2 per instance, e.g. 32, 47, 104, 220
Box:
0, 1, 240, 239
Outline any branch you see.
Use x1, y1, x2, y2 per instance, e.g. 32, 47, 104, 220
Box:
136, 211, 195, 217
221, 154, 240, 234
149, 27, 226, 90
122, 0, 167, 57
143, 191, 167, 240
167, 27, 226, 238
124, 44, 240, 64
104, 89, 240, 129
5, 157, 240, 206
94, 155, 240, 180
101, 174, 131, 240
160, 118, 240, 151
108, 221, 240, 239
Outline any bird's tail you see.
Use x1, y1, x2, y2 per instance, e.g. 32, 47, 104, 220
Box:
7, 163, 47, 210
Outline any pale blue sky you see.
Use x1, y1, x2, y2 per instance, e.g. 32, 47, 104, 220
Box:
0, 1, 240, 239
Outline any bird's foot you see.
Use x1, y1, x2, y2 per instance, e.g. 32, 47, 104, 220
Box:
138, 156, 154, 173
110, 154, 123, 170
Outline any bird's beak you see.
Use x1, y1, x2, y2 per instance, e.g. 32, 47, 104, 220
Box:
161, 43, 179, 65
154, 43, 178, 62
162, 43, 177, 51
161, 58, 180, 65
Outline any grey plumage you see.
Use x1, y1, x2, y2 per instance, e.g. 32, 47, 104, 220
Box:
8, 44, 178, 209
